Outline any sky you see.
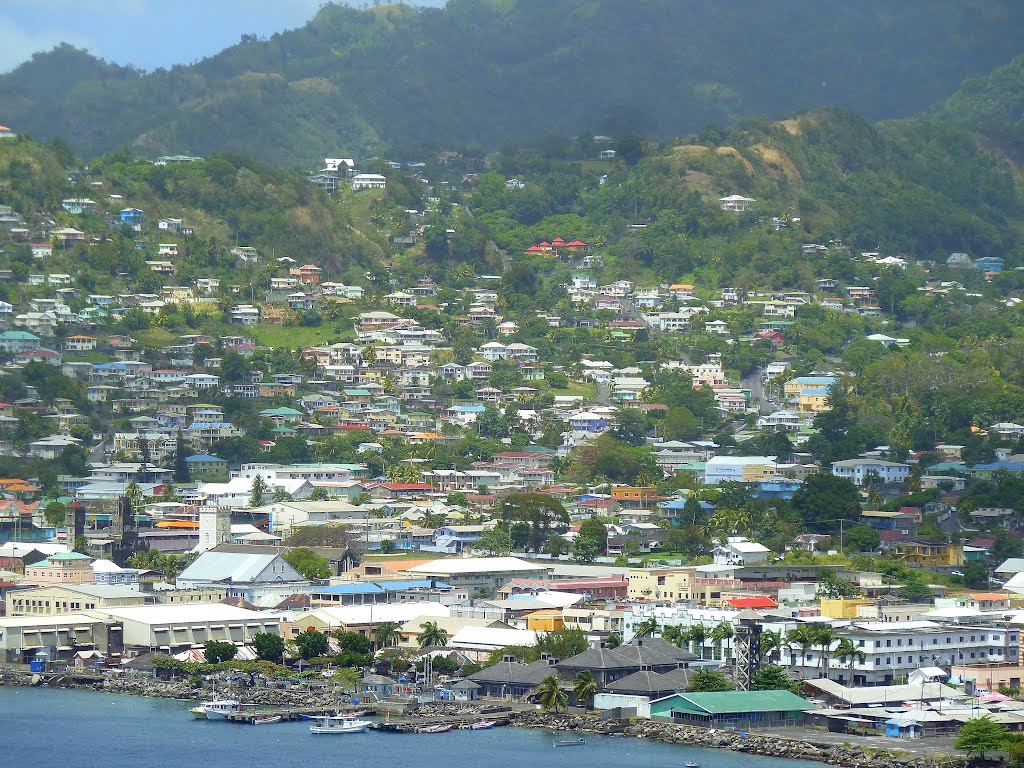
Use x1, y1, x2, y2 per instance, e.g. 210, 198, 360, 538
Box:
0, 0, 408, 73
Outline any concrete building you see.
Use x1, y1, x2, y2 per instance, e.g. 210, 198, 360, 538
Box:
98, 603, 281, 652
404, 557, 551, 597
7, 584, 151, 616
831, 459, 910, 486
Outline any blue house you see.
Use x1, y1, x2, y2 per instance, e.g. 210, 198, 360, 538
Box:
119, 208, 144, 229
975, 256, 1004, 273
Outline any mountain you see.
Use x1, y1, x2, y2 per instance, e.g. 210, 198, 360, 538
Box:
926, 52, 1024, 129
3, 1, 1024, 165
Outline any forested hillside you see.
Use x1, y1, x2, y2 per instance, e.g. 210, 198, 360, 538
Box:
2, 0, 1024, 165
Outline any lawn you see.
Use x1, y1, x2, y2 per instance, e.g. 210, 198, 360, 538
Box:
250, 324, 348, 349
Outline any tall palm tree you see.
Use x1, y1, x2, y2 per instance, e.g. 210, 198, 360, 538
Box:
785, 625, 818, 673
660, 625, 684, 647
760, 629, 783, 664
375, 621, 402, 650
814, 626, 836, 679
634, 617, 659, 638
416, 621, 449, 648
833, 637, 867, 683
537, 675, 568, 712
572, 670, 599, 709
688, 623, 708, 660
711, 621, 735, 662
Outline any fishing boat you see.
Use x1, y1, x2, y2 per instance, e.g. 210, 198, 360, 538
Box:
309, 715, 372, 734
418, 723, 454, 733
461, 720, 497, 730
252, 715, 282, 725
191, 699, 242, 720
554, 738, 586, 747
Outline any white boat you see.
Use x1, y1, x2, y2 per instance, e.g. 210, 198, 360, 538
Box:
253, 715, 281, 725
309, 715, 372, 734
192, 699, 242, 720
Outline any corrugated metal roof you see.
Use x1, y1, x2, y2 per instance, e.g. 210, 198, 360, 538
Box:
660, 690, 813, 714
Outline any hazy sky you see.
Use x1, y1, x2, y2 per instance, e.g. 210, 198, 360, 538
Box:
0, 0, 434, 73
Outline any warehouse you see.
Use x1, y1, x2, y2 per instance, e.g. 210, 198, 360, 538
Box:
648, 690, 813, 729
96, 604, 281, 652
0, 611, 122, 663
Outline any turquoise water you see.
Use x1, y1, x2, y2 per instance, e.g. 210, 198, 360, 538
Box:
1, 687, 819, 768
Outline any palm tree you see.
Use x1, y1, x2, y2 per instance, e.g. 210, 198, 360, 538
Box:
814, 626, 836, 679
634, 617, 659, 638
660, 625, 684, 646
711, 621, 735, 662
375, 621, 402, 650
537, 675, 568, 712
688, 623, 708, 659
833, 637, 866, 684
572, 670, 599, 709
416, 621, 448, 648
785, 624, 818, 673
760, 629, 783, 664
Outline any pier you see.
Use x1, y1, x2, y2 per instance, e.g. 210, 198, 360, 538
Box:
220, 706, 377, 724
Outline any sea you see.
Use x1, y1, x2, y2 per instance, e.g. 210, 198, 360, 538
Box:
1, 687, 820, 768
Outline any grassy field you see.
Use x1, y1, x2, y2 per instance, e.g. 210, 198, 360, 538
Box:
251, 324, 348, 349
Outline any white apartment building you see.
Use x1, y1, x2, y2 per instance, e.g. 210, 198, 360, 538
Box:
780, 620, 1020, 686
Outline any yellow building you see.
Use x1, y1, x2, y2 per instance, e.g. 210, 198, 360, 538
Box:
23, 552, 95, 586
819, 597, 875, 619
798, 390, 832, 413
526, 609, 564, 632
741, 463, 783, 482
627, 568, 732, 605
895, 541, 964, 568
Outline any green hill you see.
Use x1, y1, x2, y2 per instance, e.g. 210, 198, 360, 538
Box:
926, 53, 1024, 129
2, 1, 1024, 165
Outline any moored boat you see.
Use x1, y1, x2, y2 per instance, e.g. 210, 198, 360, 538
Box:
253, 715, 282, 725
554, 737, 586, 747
309, 715, 372, 734
418, 723, 454, 733
192, 699, 242, 720
461, 720, 496, 730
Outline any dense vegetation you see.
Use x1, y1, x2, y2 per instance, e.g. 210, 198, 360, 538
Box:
3, 1, 1024, 164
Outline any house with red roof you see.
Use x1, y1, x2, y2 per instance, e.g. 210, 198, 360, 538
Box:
725, 596, 778, 610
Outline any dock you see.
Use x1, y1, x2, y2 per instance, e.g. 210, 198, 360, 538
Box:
371, 711, 512, 733
219, 707, 377, 724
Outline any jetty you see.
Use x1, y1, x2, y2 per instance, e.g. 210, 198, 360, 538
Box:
372, 711, 512, 733
219, 706, 377, 724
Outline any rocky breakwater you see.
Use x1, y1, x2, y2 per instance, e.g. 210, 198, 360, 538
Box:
511, 711, 965, 768
0, 670, 351, 709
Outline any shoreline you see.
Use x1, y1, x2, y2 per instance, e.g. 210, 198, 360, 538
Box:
0, 672, 962, 768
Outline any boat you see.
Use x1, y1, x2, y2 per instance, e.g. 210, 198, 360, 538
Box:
418, 723, 454, 733
461, 720, 497, 730
685, 762, 701, 768
309, 715, 372, 734
554, 738, 586, 747
192, 699, 242, 720
252, 715, 281, 725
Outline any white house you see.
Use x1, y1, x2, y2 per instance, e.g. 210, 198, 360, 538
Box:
831, 459, 910, 486
712, 536, 771, 566
351, 173, 387, 191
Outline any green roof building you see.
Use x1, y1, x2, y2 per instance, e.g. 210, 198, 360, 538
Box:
648, 690, 812, 728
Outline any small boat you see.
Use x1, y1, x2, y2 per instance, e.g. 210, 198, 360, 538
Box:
252, 715, 281, 725
192, 699, 242, 720
419, 723, 454, 733
554, 738, 586, 747
685, 762, 701, 768
461, 720, 496, 730
309, 715, 372, 734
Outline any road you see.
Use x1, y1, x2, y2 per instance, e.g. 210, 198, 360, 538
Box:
741, 365, 774, 415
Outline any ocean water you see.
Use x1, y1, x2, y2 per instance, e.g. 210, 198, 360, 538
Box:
1, 687, 820, 768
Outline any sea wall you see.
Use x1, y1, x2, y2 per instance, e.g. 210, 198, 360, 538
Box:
510, 711, 965, 768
